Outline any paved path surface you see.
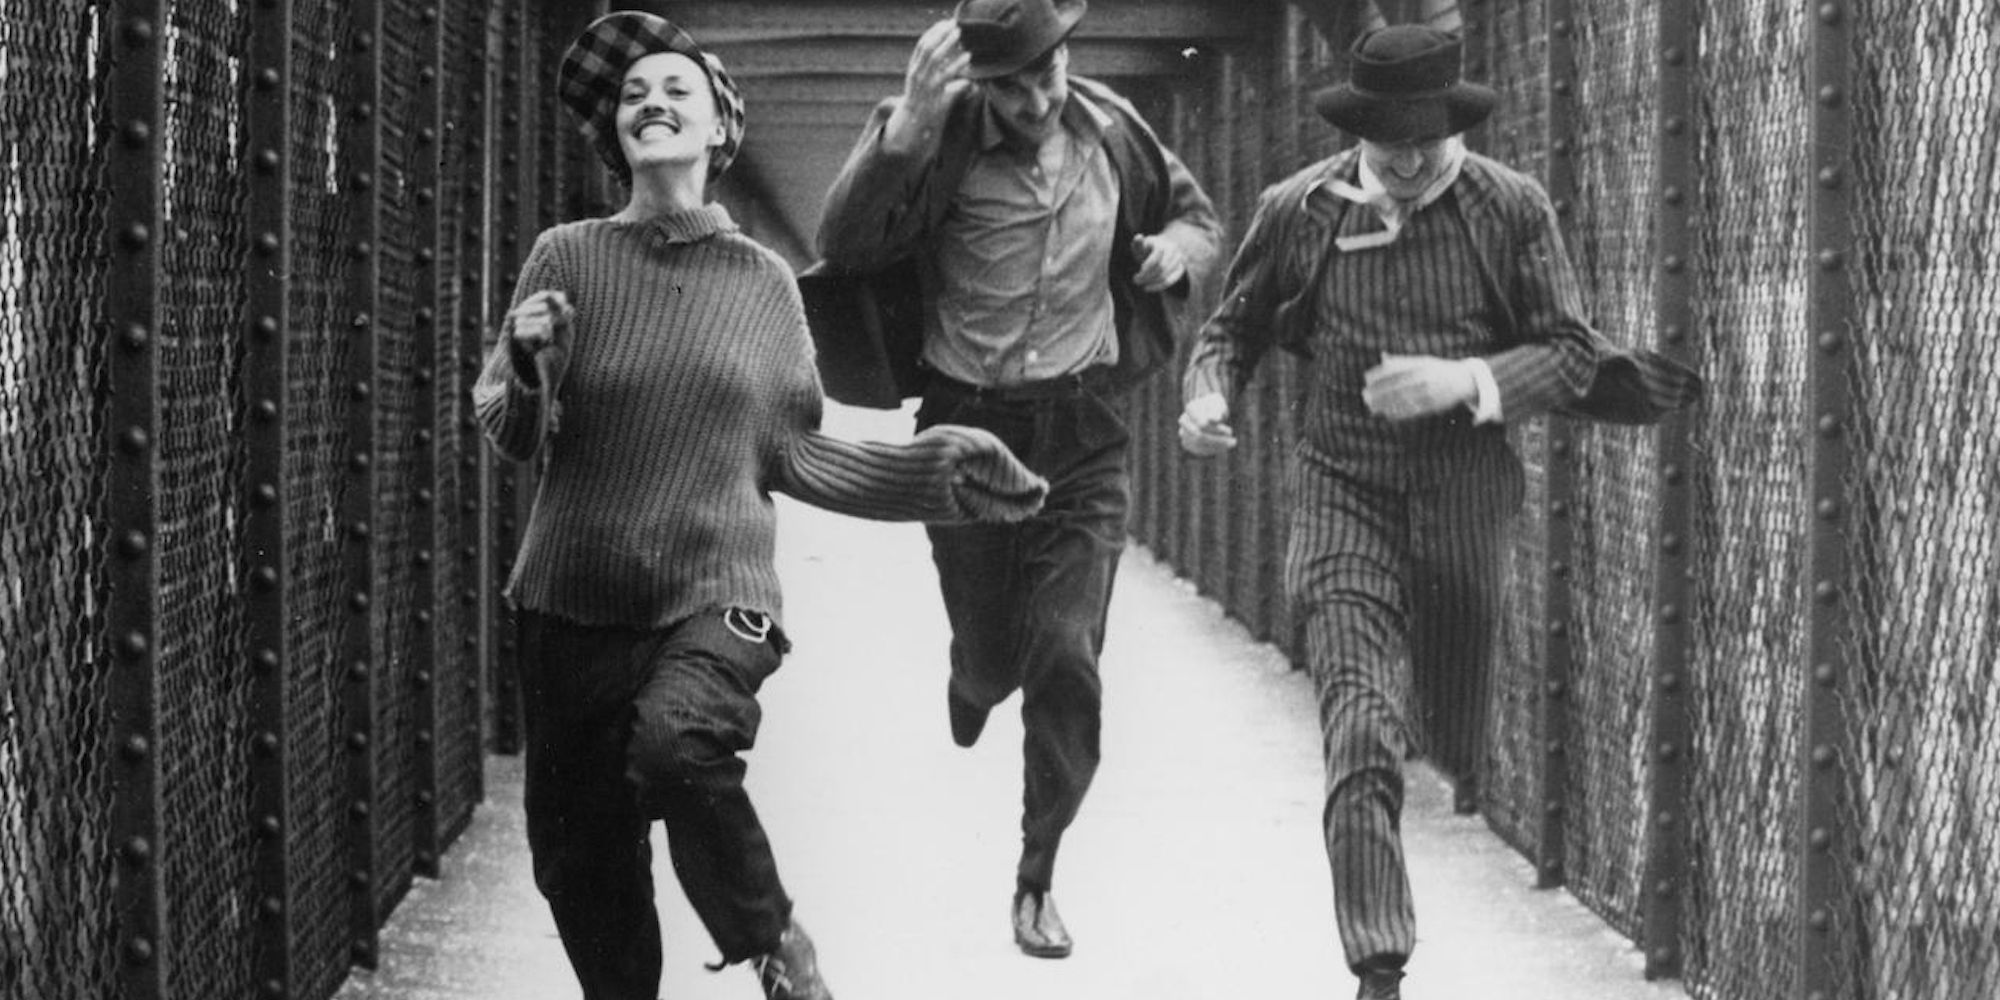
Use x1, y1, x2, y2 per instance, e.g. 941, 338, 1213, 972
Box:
335, 404, 1688, 1000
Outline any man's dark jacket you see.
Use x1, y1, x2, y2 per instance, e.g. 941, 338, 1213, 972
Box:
809, 77, 1223, 407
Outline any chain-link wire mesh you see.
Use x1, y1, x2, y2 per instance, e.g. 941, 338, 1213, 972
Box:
1677, 3, 1811, 998
1558, 0, 1663, 940
1836, 3, 2000, 997
285, 3, 363, 996
0, 4, 117, 1000
155, 2, 261, 996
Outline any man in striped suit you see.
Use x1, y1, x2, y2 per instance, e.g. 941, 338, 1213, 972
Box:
1177, 24, 1695, 1000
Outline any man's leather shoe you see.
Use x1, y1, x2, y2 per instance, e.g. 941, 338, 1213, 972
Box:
947, 687, 989, 748
1355, 968, 1403, 1000
1011, 889, 1072, 958
750, 919, 833, 1000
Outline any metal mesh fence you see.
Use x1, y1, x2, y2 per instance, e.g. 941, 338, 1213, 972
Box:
0, 4, 117, 1000
1837, 3, 2000, 997
1559, 0, 1662, 940
154, 3, 260, 996
1678, 2, 1810, 997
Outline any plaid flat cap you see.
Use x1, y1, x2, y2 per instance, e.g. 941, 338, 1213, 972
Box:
558, 11, 745, 182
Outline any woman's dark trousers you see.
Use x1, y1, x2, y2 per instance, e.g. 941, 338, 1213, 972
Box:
518, 608, 793, 1000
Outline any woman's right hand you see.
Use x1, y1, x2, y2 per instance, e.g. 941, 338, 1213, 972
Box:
508, 289, 571, 357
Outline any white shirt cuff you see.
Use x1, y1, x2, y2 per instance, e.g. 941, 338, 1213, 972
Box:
1464, 358, 1503, 424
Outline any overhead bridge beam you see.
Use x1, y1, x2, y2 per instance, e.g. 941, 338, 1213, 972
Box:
705, 36, 1209, 79
664, 1, 1260, 43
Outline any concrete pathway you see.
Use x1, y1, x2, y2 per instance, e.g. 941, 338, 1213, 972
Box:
335, 404, 1687, 1000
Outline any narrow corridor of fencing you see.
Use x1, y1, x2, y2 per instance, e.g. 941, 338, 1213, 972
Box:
0, 3, 1994, 1000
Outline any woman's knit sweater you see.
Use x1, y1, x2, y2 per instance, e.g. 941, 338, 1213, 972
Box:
474, 204, 1045, 630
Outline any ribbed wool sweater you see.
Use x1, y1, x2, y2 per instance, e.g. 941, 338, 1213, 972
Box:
475, 204, 1045, 631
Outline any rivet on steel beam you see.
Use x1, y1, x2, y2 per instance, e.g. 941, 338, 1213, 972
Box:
1545, 741, 1564, 757
1542, 861, 1562, 878
124, 19, 156, 46
253, 315, 280, 341
349, 591, 372, 613
256, 67, 280, 91
414, 306, 435, 327
1817, 414, 1843, 437
349, 800, 371, 820
350, 240, 373, 259
348, 874, 371, 895
122, 120, 153, 147
1662, 255, 1685, 274
253, 647, 280, 674
1808, 908, 1830, 931
349, 520, 372, 541
1808, 992, 1829, 1000
418, 126, 437, 145
347, 659, 369, 682
1654, 810, 1674, 829
1548, 622, 1567, 639
417, 186, 436, 205
121, 734, 151, 760
1661, 185, 1683, 207
416, 489, 436, 508
1809, 828, 1833, 851
1660, 533, 1683, 555
416, 609, 434, 626
348, 731, 371, 752
1549, 561, 1569, 579
119, 427, 150, 454
1649, 947, 1675, 967
1817, 330, 1845, 353
120, 630, 151, 659
1818, 3, 1843, 24
256, 814, 282, 839
1658, 672, 1682, 693
254, 731, 280, 756
1551, 198, 1571, 216
1813, 662, 1837, 686
416, 789, 435, 807
416, 247, 435, 266
1814, 580, 1840, 604
254, 398, 278, 422
1549, 501, 1569, 520
351, 170, 374, 191
126, 937, 155, 964
260, 980, 284, 1000
1662, 46, 1686, 66
351, 311, 372, 330
1551, 138, 1570, 156
1812, 744, 1836, 767
349, 451, 372, 472
1654, 880, 1675, 898
1885, 744, 1904, 767
255, 148, 280, 173
353, 30, 374, 52
1658, 604, 1682, 626
123, 837, 153, 866
121, 323, 151, 351
1815, 498, 1841, 520
261, 896, 284, 919
256, 231, 280, 255
1816, 166, 1843, 189
1551, 18, 1571, 35
350, 380, 372, 402
1656, 742, 1678, 762
117, 530, 149, 559
120, 223, 151, 250
350, 101, 374, 122
1664, 116, 1686, 136
1817, 85, 1843, 107
416, 728, 435, 747
252, 483, 278, 508
422, 5, 439, 23
1817, 249, 1844, 271
1663, 464, 1686, 485
251, 565, 279, 592
1551, 79, 1571, 97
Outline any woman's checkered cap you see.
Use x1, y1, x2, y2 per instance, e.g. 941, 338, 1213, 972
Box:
558, 11, 745, 183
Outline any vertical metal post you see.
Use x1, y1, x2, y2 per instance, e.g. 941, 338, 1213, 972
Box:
1532, 0, 1578, 891
102, 4, 168, 997
1802, 3, 1857, 998
487, 0, 531, 756
457, 7, 493, 804
341, 0, 387, 970
1640, 0, 1697, 980
243, 0, 296, 993
411, 0, 446, 880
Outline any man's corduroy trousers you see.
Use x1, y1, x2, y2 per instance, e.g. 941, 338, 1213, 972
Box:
1286, 440, 1522, 974
916, 379, 1131, 894
517, 608, 794, 1000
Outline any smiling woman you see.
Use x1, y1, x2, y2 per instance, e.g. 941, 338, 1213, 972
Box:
472, 12, 1047, 1000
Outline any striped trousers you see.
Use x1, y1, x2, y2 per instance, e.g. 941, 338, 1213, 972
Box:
1286, 441, 1523, 971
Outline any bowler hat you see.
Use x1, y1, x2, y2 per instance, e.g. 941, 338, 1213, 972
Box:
558, 10, 745, 182
1313, 25, 1497, 143
955, 0, 1086, 80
